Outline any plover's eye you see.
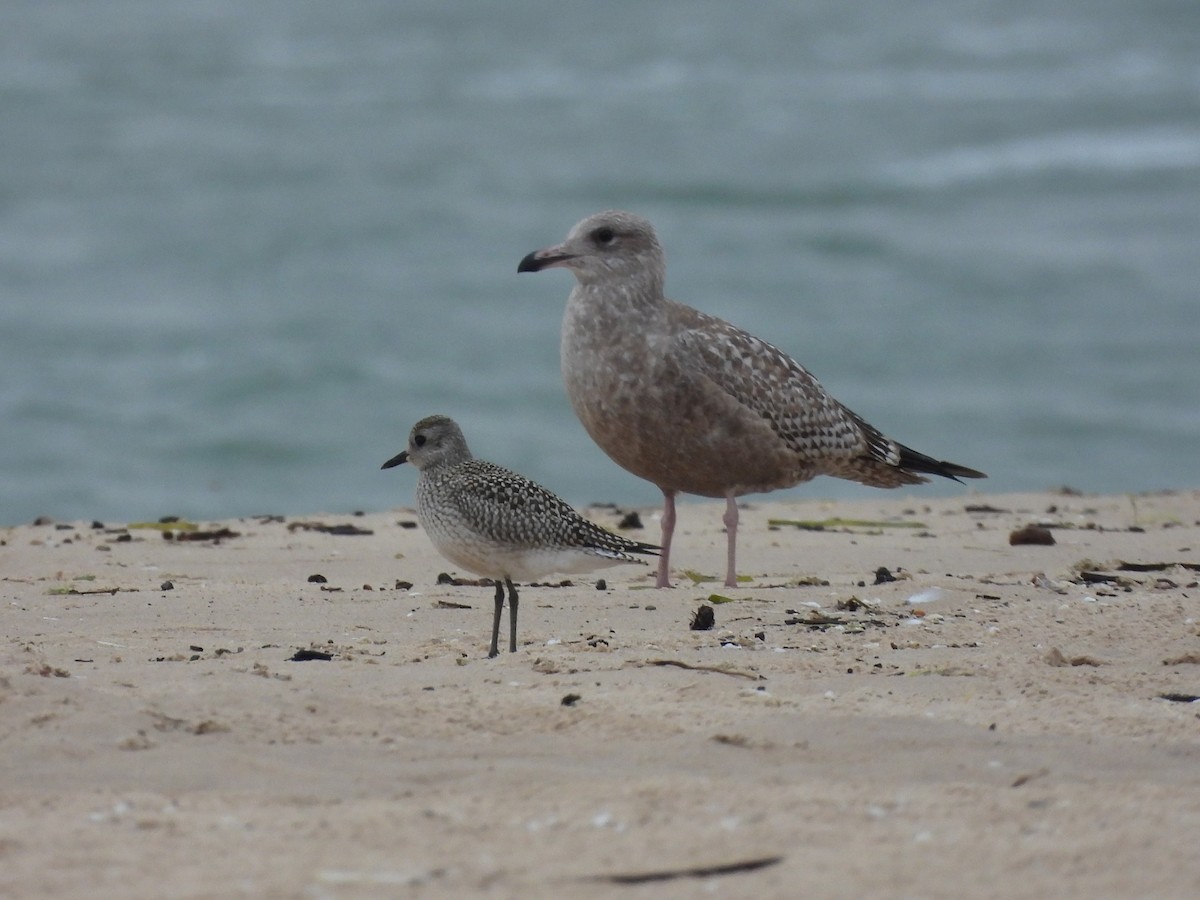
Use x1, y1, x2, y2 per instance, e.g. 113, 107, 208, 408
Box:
414, 434, 427, 447
591, 226, 615, 245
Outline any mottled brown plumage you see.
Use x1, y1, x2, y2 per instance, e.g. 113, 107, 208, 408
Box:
518, 210, 984, 588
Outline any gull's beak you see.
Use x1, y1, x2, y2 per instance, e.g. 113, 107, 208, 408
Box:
518, 245, 576, 273
380, 450, 408, 470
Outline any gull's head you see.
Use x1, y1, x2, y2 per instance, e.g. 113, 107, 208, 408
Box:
381, 414, 472, 472
518, 210, 665, 290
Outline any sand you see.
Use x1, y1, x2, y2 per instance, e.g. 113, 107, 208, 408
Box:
2, 489, 1199, 898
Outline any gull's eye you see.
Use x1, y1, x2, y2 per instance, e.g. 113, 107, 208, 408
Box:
414, 434, 427, 447
591, 226, 615, 245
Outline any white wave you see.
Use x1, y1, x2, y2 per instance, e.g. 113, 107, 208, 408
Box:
887, 128, 1200, 188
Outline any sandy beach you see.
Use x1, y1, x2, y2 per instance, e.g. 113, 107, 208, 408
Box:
2, 488, 1199, 898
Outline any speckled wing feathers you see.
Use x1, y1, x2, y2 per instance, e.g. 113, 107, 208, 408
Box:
423, 459, 654, 559
670, 309, 925, 488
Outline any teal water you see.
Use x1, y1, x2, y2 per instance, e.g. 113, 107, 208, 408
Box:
2, 1, 1198, 525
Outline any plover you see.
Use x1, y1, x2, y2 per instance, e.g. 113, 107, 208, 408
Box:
382, 414, 659, 656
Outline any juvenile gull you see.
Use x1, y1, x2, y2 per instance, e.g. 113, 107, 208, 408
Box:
381, 414, 659, 657
518, 210, 985, 589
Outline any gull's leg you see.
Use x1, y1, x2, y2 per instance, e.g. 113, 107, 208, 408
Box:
655, 488, 677, 588
722, 493, 739, 588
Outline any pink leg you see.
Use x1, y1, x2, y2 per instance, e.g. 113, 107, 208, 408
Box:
722, 494, 739, 588
656, 489, 677, 588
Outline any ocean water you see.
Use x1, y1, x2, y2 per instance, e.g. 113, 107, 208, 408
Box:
2, 0, 1198, 526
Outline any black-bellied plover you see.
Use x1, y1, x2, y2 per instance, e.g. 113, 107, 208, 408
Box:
381, 414, 659, 657
518, 210, 985, 589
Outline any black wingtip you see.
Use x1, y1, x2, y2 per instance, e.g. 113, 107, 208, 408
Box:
896, 444, 986, 483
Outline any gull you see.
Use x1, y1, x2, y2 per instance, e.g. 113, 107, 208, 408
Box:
518, 210, 985, 588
